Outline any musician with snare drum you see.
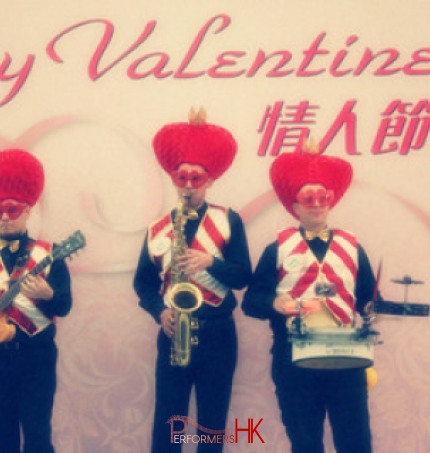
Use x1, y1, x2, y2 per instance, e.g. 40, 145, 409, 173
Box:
242, 141, 379, 453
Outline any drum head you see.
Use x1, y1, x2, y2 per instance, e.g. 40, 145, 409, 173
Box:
291, 327, 375, 370
294, 356, 373, 369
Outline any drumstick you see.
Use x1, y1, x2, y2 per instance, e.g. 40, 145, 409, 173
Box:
366, 261, 383, 317
373, 260, 382, 301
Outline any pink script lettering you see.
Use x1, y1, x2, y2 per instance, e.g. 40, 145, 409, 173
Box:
0, 52, 35, 106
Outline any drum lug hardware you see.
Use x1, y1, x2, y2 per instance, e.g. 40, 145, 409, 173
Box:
356, 326, 379, 339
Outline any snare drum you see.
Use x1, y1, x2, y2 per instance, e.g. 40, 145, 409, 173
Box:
291, 327, 375, 369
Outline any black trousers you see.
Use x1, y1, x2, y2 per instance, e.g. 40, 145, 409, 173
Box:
0, 341, 58, 453
271, 341, 372, 453
151, 316, 237, 453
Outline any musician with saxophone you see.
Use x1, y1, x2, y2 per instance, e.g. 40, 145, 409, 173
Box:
242, 142, 378, 453
0, 149, 72, 453
134, 109, 251, 452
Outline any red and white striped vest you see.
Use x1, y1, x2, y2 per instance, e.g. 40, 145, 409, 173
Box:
148, 204, 231, 307
1, 240, 54, 336
276, 228, 358, 325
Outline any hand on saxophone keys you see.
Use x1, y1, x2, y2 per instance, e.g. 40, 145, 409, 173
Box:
273, 295, 322, 316
177, 249, 214, 275
160, 308, 176, 338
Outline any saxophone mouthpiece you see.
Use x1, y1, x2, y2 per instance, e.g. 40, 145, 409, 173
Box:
181, 193, 198, 220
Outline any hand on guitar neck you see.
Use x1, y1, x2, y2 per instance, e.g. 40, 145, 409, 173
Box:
0, 312, 16, 343
20, 274, 54, 301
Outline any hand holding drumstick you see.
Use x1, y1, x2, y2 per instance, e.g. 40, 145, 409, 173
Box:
273, 294, 322, 316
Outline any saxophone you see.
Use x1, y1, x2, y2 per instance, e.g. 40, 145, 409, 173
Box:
168, 193, 203, 367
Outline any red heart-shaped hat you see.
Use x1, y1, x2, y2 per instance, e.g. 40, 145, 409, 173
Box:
0, 149, 45, 206
153, 108, 237, 180
270, 141, 353, 218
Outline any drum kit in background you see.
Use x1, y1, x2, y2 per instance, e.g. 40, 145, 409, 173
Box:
289, 275, 429, 370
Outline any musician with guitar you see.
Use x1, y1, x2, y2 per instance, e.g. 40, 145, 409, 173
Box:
242, 142, 378, 453
0, 149, 75, 453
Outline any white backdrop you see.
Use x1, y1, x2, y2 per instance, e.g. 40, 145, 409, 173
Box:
1, 1, 430, 452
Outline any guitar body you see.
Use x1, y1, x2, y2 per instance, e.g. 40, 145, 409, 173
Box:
0, 310, 16, 343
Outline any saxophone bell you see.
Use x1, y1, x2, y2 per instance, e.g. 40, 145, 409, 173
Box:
169, 283, 203, 367
169, 282, 203, 313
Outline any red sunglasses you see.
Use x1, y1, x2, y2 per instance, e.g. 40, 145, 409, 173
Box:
296, 188, 334, 208
0, 202, 27, 220
171, 170, 209, 189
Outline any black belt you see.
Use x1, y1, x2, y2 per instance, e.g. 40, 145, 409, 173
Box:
198, 314, 234, 329
0, 341, 20, 350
